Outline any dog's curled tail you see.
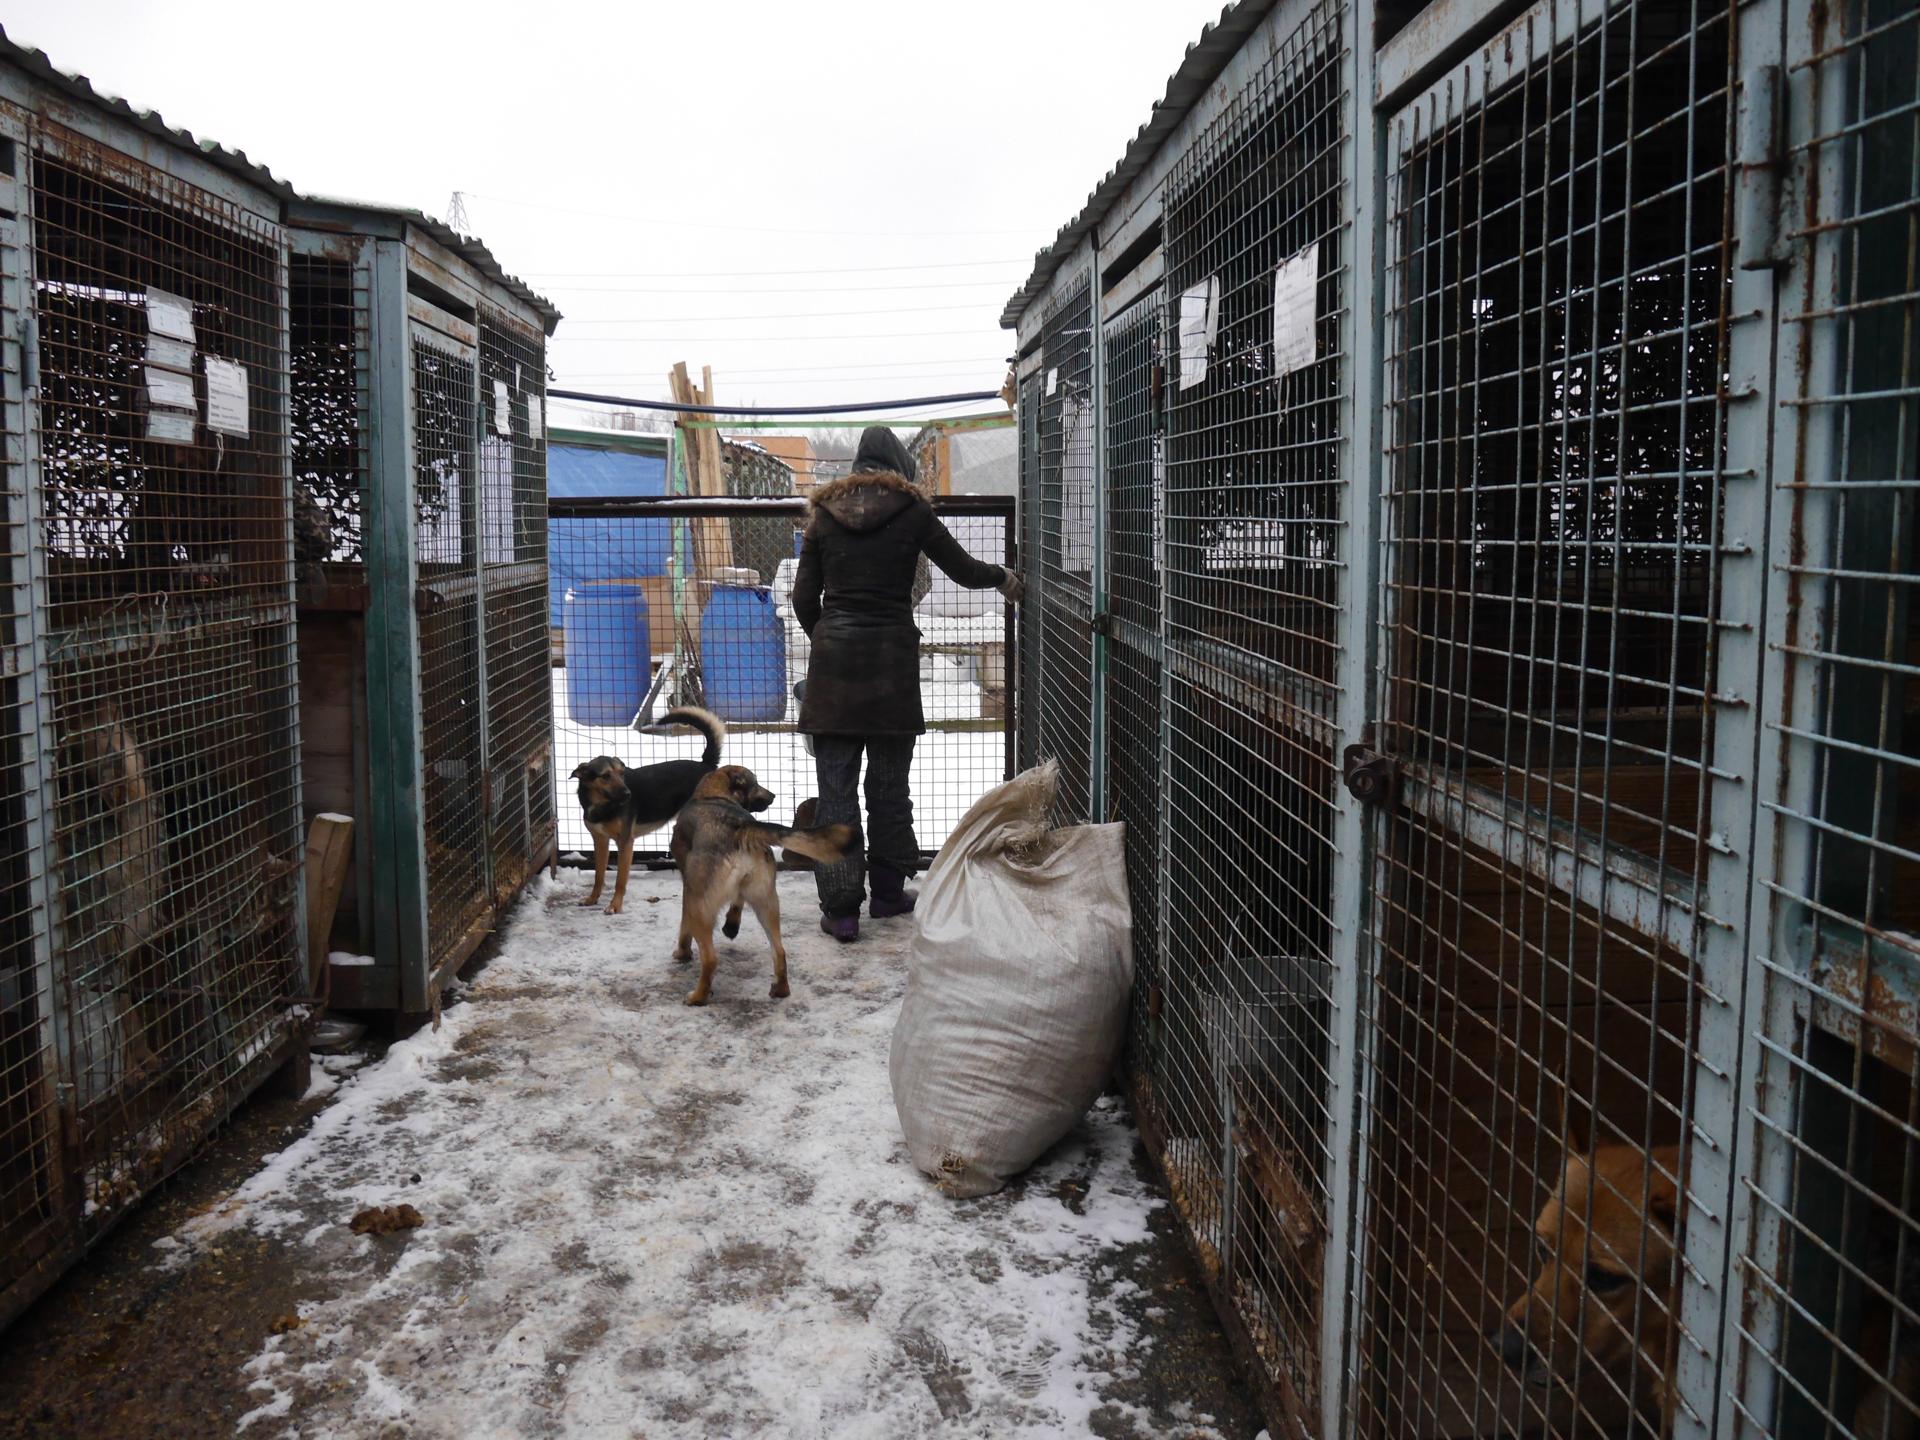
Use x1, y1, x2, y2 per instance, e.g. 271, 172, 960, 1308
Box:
743, 821, 856, 866
651, 706, 726, 768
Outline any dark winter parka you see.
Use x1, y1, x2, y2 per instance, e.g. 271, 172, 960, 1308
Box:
793, 429, 1007, 736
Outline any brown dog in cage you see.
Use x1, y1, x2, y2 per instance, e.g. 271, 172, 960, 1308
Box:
668, 767, 854, 1007
1497, 1139, 1920, 1435
56, 701, 168, 1103
571, 706, 727, 915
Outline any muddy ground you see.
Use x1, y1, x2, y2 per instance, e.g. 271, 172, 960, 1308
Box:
0, 981, 1265, 1439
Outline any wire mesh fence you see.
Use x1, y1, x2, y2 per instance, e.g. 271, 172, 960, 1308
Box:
548, 490, 1014, 869
478, 310, 555, 919
1741, 0, 1920, 1432
0, 113, 304, 1324
1006, 0, 1920, 1434
1363, 1, 1737, 1433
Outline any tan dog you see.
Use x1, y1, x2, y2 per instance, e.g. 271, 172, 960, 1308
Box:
1500, 1142, 1920, 1436
668, 767, 853, 1007
1496, 1143, 1683, 1427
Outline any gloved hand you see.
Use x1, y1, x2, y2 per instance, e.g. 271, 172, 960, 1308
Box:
998, 568, 1027, 605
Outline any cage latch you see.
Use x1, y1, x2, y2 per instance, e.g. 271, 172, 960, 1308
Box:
1342, 745, 1400, 808
414, 585, 446, 617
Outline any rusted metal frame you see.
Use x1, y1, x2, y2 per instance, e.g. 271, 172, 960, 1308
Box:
1713, 0, 1851, 1428
1377, 0, 1618, 114
1322, 0, 1384, 1427
268, 232, 309, 1003
7, 79, 281, 225
408, 311, 488, 999
363, 238, 424, 1011
1405, 765, 1709, 966
465, 321, 500, 936
4, 102, 81, 1274
1165, 634, 1340, 742
1089, 258, 1109, 823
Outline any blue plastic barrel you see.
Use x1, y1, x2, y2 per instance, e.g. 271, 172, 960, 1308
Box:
700, 584, 787, 723
793, 528, 805, 558
564, 584, 651, 727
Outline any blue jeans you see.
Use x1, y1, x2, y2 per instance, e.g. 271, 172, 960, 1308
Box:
811, 736, 917, 916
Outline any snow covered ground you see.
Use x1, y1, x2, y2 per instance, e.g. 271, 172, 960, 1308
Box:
158, 868, 1228, 1439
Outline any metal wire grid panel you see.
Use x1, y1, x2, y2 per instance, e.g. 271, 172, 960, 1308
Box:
1104, 294, 1164, 1073
477, 311, 554, 914
548, 496, 1014, 866
1141, 0, 1351, 1417
1739, 0, 1920, 1432
411, 326, 492, 972
289, 250, 367, 573
1034, 279, 1096, 823
0, 126, 62, 1314
1017, 371, 1044, 777
1361, 2, 1737, 1433
28, 126, 301, 1239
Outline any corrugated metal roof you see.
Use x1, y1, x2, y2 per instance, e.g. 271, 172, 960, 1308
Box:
998, 0, 1278, 331
292, 195, 562, 333
0, 26, 561, 334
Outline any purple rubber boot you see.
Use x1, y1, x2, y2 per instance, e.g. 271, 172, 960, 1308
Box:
820, 912, 859, 944
868, 862, 917, 920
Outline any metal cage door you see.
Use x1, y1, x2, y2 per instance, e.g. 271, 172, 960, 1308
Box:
1033, 278, 1097, 821
1356, 0, 1783, 1432
406, 314, 492, 981
475, 311, 553, 912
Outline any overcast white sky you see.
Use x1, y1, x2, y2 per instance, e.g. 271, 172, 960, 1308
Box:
9, 1, 1228, 418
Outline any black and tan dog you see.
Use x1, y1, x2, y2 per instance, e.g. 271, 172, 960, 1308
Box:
571, 706, 726, 915
669, 766, 854, 1006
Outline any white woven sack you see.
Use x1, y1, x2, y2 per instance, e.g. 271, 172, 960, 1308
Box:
889, 762, 1133, 1197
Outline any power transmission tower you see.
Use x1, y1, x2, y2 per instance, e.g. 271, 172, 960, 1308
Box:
447, 190, 470, 232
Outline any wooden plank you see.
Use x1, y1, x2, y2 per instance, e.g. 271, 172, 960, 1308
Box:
669, 362, 734, 578
305, 814, 355, 993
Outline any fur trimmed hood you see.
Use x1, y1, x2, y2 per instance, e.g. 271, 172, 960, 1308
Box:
807, 469, 926, 533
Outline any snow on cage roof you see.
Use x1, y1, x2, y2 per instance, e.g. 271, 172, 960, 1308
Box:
998, 0, 1278, 332
0, 25, 560, 334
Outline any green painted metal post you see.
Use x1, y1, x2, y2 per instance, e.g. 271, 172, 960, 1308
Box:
363, 240, 429, 1010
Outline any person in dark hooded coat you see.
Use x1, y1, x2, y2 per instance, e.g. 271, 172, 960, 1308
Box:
792, 427, 1023, 941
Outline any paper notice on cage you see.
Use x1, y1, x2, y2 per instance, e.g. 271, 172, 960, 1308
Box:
145, 364, 195, 413
147, 335, 194, 373
204, 358, 250, 436
1272, 243, 1319, 376
526, 392, 542, 438
146, 288, 195, 344
1177, 276, 1220, 390
1045, 368, 1058, 397
493, 379, 512, 435
147, 408, 195, 445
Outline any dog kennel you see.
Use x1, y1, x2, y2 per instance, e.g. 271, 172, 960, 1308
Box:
284, 198, 560, 1017
0, 35, 307, 1328
1009, 0, 1920, 1434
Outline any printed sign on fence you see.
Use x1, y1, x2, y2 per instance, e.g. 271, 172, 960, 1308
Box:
145, 364, 195, 413
204, 358, 250, 437
1272, 243, 1319, 376
1178, 276, 1220, 390
146, 288, 195, 344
